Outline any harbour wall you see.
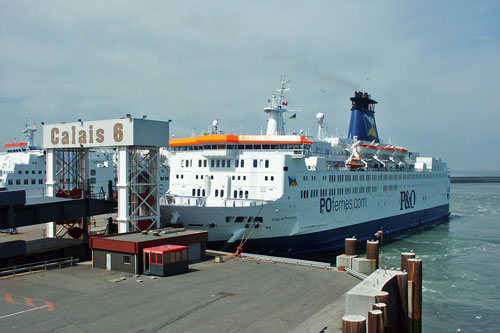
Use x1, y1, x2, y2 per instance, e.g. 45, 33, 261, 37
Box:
450, 176, 500, 183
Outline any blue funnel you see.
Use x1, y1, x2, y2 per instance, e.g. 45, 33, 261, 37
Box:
347, 91, 379, 143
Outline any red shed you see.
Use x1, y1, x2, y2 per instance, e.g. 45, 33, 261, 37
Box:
143, 244, 189, 277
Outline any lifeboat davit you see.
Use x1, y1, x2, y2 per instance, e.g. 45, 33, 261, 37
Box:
354, 143, 377, 159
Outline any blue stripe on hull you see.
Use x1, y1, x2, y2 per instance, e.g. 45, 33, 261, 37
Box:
210, 204, 450, 258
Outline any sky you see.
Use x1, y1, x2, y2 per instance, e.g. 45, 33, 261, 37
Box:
1, 1, 499, 171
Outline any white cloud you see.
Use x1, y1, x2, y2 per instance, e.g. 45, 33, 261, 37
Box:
1, 0, 499, 170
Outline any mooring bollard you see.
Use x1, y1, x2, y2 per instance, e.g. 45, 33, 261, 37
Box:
372, 303, 387, 332
401, 252, 415, 272
368, 310, 384, 333
396, 271, 409, 332
366, 240, 379, 268
342, 315, 366, 333
408, 258, 422, 333
345, 237, 357, 255
337, 237, 358, 270
375, 291, 389, 305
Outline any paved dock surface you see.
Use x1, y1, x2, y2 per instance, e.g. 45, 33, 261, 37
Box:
0, 257, 358, 332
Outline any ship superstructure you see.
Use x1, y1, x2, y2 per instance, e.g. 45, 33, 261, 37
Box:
161, 81, 450, 257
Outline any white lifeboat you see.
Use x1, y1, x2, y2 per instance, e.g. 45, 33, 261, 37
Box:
354, 143, 377, 159
376, 145, 395, 159
392, 147, 408, 160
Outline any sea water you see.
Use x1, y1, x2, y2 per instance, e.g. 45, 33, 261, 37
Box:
375, 183, 500, 332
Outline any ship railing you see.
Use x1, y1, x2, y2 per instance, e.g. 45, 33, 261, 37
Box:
161, 195, 271, 207
224, 198, 272, 207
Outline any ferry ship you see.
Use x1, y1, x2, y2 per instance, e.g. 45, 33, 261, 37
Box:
161, 81, 450, 257
0, 122, 170, 199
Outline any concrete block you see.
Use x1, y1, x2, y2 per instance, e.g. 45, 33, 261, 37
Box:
336, 254, 357, 269
352, 258, 377, 275
214, 256, 224, 263
345, 269, 400, 318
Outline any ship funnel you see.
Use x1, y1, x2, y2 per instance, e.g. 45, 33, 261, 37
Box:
347, 91, 379, 143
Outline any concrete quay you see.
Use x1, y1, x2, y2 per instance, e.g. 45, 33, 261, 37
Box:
0, 255, 358, 332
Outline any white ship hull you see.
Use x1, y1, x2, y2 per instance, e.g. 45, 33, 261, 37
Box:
162, 169, 450, 256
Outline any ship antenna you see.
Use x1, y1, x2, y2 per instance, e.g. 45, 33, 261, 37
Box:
264, 77, 291, 136
22, 119, 37, 146
278, 76, 290, 107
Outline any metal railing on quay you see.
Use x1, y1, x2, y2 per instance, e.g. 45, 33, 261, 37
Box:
0, 257, 79, 277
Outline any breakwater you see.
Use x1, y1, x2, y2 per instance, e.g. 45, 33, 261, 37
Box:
450, 176, 500, 183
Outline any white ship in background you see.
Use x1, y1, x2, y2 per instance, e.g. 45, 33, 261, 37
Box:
162, 80, 450, 257
0, 122, 170, 199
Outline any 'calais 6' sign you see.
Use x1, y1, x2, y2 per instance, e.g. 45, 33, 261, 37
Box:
43, 118, 170, 149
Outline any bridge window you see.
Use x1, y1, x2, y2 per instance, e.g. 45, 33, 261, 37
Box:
235, 160, 239, 168
253, 160, 258, 168
265, 160, 269, 168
